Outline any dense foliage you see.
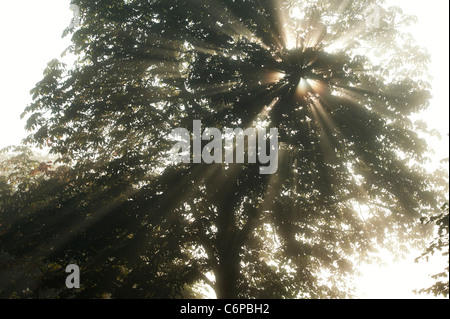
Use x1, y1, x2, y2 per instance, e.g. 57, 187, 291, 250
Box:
0, 0, 446, 299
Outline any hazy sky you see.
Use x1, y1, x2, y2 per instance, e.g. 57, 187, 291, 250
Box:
0, 0, 448, 299
0, 0, 73, 149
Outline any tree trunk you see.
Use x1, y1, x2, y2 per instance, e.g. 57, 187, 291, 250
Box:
214, 262, 240, 299
214, 186, 241, 299
214, 209, 257, 299
212, 172, 259, 299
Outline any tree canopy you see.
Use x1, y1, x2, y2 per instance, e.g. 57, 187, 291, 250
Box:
0, 0, 447, 299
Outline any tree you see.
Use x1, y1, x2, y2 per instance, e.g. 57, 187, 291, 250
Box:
415, 158, 449, 298
0, 0, 444, 299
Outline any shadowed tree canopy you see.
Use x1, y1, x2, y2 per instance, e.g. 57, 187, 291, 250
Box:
0, 0, 446, 299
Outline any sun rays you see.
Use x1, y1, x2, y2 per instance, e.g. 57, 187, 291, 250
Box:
2, 0, 427, 300
63, 0, 388, 257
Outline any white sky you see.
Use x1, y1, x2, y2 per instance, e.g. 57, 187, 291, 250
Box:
0, 0, 73, 148
0, 0, 448, 299
355, 0, 449, 299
